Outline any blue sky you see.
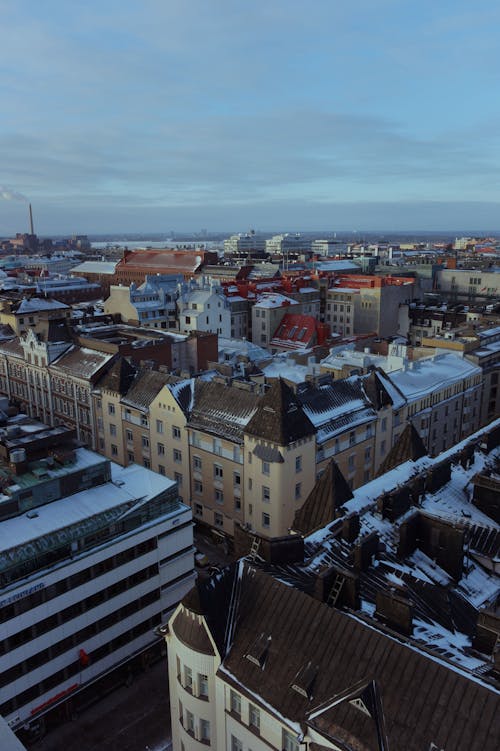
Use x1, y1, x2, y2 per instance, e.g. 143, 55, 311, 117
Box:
1, 0, 499, 234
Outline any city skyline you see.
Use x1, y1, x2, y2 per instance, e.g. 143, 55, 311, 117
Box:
1, 1, 500, 234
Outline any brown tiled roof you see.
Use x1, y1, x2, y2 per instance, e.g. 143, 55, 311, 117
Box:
293, 459, 353, 536
96, 356, 137, 395
188, 380, 259, 442
217, 564, 499, 751
245, 378, 315, 444
376, 422, 427, 477
121, 369, 170, 410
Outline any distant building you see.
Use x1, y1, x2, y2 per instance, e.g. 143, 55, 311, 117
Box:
112, 248, 218, 287
104, 274, 182, 330
223, 233, 266, 255
265, 233, 311, 255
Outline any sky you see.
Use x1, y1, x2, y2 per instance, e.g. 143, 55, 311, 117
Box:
1, 0, 499, 235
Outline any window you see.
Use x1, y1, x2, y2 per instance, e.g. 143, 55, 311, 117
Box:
215, 489, 224, 504
186, 710, 194, 734
194, 480, 203, 494
143, 458, 151, 469
174, 449, 182, 463
156, 419, 164, 434
126, 429, 133, 442
262, 512, 270, 528
231, 737, 243, 751
142, 436, 149, 449
158, 464, 165, 475
184, 665, 193, 691
283, 729, 300, 751
111, 445, 118, 456
194, 503, 203, 517
174, 472, 183, 488
214, 511, 223, 527
249, 704, 260, 732
108, 403, 115, 415
295, 482, 301, 500
262, 486, 270, 502
381, 417, 387, 432
349, 431, 356, 446
128, 452, 135, 463
214, 464, 223, 479
109, 423, 117, 436
157, 442, 165, 455
230, 690, 241, 716
200, 719, 210, 743
364, 447, 371, 463
262, 460, 270, 475
193, 455, 202, 470
198, 673, 208, 698
348, 455, 355, 471
172, 425, 181, 439
234, 472, 241, 486
295, 455, 302, 473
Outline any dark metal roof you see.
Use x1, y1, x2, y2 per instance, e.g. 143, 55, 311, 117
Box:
245, 378, 315, 444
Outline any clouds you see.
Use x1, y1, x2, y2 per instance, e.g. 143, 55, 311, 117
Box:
0, 1, 499, 232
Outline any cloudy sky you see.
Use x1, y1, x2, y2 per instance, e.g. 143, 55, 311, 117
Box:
1, 0, 499, 234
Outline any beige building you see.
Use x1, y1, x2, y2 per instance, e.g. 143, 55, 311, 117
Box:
324, 287, 357, 337
0, 296, 71, 338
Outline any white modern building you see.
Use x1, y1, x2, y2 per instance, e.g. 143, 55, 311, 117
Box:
0, 419, 194, 736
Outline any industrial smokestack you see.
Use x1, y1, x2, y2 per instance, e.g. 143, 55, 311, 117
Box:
29, 203, 34, 235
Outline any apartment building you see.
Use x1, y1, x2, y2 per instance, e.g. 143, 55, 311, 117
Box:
324, 287, 357, 337
251, 293, 299, 348
0, 297, 71, 338
0, 418, 194, 736
177, 279, 232, 338
165, 419, 500, 751
104, 274, 181, 330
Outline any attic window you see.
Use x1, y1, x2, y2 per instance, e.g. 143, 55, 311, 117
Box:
291, 661, 318, 700
245, 633, 271, 668
298, 327, 307, 340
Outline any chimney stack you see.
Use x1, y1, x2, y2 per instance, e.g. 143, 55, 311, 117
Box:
29, 203, 34, 235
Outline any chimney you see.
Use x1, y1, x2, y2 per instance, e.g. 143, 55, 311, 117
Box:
29, 203, 34, 235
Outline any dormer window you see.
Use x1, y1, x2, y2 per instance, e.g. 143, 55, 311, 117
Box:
291, 661, 318, 700
245, 633, 271, 668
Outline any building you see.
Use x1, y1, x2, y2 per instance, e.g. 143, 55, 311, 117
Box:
0, 417, 194, 736
177, 278, 232, 338
223, 233, 266, 256
324, 287, 358, 337
265, 233, 311, 255
0, 297, 71, 338
251, 293, 299, 348
436, 267, 500, 301
104, 274, 182, 330
112, 248, 218, 287
164, 420, 500, 751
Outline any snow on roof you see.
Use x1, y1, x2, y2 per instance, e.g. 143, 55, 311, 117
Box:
71, 261, 118, 274
255, 292, 298, 308
16, 297, 69, 313
389, 353, 481, 399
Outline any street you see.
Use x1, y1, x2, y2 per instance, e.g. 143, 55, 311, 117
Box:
28, 657, 172, 751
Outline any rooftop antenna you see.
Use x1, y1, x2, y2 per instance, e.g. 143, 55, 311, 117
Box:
29, 203, 34, 235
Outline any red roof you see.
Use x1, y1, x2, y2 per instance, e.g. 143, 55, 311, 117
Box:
270, 313, 317, 350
